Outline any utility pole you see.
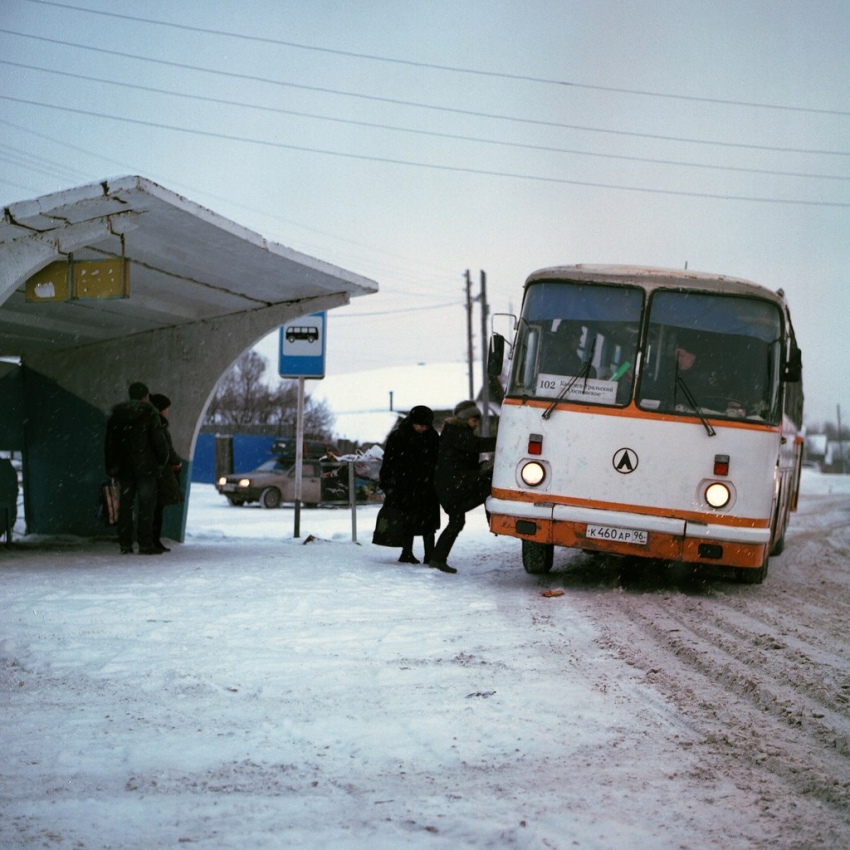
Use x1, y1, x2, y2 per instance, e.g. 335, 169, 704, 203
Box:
479, 270, 490, 437
465, 270, 474, 399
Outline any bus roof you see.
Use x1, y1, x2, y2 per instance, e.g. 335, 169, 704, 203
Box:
525, 264, 788, 308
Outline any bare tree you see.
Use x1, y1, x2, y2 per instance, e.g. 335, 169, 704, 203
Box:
205, 351, 270, 427
303, 393, 335, 438
205, 351, 335, 438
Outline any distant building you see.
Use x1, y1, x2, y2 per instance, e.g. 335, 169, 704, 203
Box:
824, 440, 850, 474
804, 433, 827, 468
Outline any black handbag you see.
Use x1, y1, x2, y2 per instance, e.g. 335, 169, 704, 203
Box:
372, 503, 407, 547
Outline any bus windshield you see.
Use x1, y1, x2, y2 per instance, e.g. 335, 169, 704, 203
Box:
508, 280, 643, 407
507, 279, 785, 423
637, 290, 783, 423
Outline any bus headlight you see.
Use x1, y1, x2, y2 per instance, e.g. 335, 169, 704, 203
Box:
705, 482, 731, 509
520, 461, 546, 487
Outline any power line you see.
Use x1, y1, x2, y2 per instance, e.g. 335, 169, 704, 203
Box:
22, 0, 850, 118
0, 174, 41, 195
0, 142, 85, 183
330, 301, 462, 319
1, 29, 846, 158
0, 119, 465, 311
0, 116, 463, 295
2, 60, 846, 183
2, 95, 847, 208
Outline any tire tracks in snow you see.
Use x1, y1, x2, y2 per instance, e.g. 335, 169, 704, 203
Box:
566, 564, 850, 842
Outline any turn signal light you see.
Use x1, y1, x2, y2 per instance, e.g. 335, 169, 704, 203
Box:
713, 454, 730, 476
528, 433, 543, 455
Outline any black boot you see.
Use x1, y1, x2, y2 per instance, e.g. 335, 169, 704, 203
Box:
428, 559, 457, 574
422, 533, 435, 564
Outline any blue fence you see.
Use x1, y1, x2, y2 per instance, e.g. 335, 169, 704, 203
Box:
191, 434, 277, 483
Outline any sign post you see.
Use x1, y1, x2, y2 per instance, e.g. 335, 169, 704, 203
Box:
279, 312, 326, 537
293, 377, 305, 538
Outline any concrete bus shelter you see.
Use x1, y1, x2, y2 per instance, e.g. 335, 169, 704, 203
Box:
0, 175, 378, 542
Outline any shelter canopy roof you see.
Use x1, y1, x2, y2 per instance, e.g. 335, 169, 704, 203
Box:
0, 175, 377, 357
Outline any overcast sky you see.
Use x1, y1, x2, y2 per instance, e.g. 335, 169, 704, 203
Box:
1, 0, 847, 426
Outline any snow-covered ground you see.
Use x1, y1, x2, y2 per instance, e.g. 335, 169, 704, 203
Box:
2, 470, 849, 849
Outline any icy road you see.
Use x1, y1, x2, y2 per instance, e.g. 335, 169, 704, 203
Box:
1, 470, 849, 849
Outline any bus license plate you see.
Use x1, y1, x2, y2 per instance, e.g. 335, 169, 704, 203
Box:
586, 524, 648, 545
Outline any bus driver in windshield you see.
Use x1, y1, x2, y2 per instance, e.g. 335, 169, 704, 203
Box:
542, 322, 597, 378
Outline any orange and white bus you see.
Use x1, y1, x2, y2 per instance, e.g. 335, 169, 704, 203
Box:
486, 265, 804, 583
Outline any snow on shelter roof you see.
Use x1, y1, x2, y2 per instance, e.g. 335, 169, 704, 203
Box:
0, 175, 378, 358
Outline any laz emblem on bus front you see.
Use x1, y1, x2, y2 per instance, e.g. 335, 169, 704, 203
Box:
612, 447, 638, 474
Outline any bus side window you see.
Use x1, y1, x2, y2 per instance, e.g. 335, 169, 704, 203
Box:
525, 326, 541, 387
511, 323, 541, 390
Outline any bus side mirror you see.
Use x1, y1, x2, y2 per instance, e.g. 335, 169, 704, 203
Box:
784, 347, 802, 382
488, 334, 505, 377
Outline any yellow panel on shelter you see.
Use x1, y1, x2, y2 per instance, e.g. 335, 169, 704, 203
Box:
25, 261, 70, 302
72, 258, 129, 300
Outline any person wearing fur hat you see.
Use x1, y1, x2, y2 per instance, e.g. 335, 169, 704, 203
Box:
429, 400, 497, 573
377, 405, 440, 563
150, 393, 183, 553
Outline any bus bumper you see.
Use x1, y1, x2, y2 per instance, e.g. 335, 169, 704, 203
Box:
487, 497, 769, 570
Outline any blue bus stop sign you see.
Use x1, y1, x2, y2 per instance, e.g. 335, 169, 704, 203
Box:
279, 312, 326, 378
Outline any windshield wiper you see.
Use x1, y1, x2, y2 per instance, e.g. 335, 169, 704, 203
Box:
675, 373, 716, 437
542, 339, 596, 420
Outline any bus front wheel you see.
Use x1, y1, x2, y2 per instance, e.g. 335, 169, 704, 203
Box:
522, 540, 554, 574
736, 552, 769, 584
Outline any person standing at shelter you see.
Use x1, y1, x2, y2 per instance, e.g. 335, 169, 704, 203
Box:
378, 405, 440, 564
429, 400, 497, 574
105, 382, 169, 555
150, 393, 183, 553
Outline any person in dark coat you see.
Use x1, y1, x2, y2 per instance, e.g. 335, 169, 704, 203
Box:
378, 405, 440, 564
429, 400, 497, 574
104, 381, 170, 555
150, 393, 184, 553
